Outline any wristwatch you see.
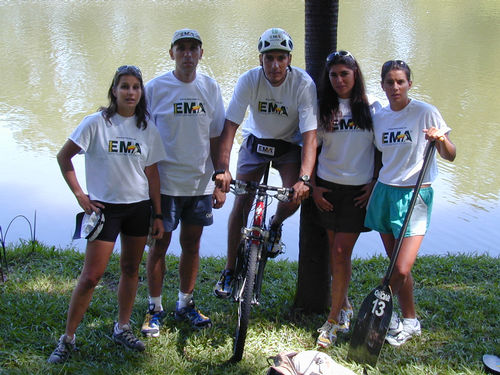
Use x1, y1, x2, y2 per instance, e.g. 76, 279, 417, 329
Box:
299, 175, 310, 183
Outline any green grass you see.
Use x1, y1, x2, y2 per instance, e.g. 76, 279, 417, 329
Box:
0, 242, 498, 374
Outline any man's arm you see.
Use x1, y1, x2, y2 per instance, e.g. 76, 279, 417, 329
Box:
291, 129, 317, 203
298, 129, 317, 178
210, 136, 226, 208
214, 119, 239, 192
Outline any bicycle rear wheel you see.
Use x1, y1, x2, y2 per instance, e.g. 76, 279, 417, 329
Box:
232, 241, 259, 362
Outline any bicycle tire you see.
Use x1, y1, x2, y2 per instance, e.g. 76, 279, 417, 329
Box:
232, 241, 259, 362
231, 240, 246, 301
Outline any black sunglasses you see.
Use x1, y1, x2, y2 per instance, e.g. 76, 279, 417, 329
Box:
382, 60, 408, 69
116, 65, 142, 76
326, 50, 354, 63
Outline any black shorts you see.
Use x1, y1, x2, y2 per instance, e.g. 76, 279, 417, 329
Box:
94, 200, 151, 242
315, 177, 371, 233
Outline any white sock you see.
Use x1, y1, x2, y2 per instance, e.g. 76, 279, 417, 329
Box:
114, 322, 129, 334
63, 334, 76, 344
148, 296, 163, 312
402, 318, 418, 326
177, 291, 193, 309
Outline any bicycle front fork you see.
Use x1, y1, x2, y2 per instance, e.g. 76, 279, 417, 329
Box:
239, 227, 269, 305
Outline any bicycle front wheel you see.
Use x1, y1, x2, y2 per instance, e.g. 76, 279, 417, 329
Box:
232, 241, 259, 362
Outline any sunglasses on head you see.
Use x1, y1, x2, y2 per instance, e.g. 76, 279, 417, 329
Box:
116, 65, 142, 76
382, 60, 408, 69
326, 50, 355, 63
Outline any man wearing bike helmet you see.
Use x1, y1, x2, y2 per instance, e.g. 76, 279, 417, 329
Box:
213, 27, 317, 298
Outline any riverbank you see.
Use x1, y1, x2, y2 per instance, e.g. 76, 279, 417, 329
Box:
0, 242, 498, 374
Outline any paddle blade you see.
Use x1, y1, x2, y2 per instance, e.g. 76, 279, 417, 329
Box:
348, 284, 393, 367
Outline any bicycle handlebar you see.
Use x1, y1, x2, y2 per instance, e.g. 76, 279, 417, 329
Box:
230, 179, 294, 202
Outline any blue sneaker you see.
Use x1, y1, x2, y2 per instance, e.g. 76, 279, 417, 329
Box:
174, 300, 212, 330
141, 310, 167, 337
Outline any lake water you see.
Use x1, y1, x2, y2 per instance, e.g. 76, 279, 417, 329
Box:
1, 0, 499, 260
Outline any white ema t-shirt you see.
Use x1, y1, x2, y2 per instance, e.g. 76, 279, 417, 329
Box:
317, 98, 381, 185
70, 112, 166, 204
225, 66, 318, 145
145, 72, 225, 196
372, 99, 452, 186
145, 71, 225, 196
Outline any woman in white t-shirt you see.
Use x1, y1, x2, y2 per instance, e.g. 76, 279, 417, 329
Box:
365, 60, 456, 347
313, 51, 381, 348
48, 66, 166, 363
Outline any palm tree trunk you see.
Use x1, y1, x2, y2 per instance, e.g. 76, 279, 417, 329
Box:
294, 0, 339, 314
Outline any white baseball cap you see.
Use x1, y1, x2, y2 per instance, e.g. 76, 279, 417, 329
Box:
171, 28, 202, 47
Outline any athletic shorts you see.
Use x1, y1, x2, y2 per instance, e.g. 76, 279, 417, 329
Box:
315, 177, 371, 233
364, 182, 434, 238
236, 135, 301, 175
95, 200, 151, 242
161, 194, 213, 232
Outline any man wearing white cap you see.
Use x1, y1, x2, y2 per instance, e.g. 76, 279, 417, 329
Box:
141, 29, 225, 336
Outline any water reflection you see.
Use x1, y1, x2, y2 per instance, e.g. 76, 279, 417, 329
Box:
1, 0, 499, 258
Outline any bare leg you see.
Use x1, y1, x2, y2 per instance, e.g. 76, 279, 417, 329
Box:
326, 231, 359, 322
65, 240, 115, 336
146, 231, 172, 298
117, 234, 147, 325
270, 162, 301, 226
380, 233, 424, 318
178, 224, 203, 294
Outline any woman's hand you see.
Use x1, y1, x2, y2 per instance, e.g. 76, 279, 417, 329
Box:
423, 127, 446, 142
151, 218, 165, 240
354, 180, 376, 208
75, 192, 104, 214
423, 127, 456, 162
312, 185, 333, 212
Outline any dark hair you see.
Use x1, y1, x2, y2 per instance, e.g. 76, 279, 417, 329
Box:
381, 60, 411, 82
100, 65, 149, 129
317, 51, 373, 131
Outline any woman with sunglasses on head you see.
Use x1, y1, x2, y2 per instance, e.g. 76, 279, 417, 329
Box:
313, 51, 382, 348
365, 60, 456, 347
48, 65, 166, 363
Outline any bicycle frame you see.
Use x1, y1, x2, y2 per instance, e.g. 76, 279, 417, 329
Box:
230, 163, 293, 361
235, 163, 271, 305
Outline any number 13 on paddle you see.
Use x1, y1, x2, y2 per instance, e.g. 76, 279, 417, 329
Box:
371, 288, 391, 316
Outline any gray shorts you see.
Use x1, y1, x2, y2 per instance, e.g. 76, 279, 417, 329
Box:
161, 194, 213, 232
236, 135, 301, 175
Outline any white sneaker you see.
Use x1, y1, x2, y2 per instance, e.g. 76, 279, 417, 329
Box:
387, 313, 403, 336
316, 320, 341, 348
386, 318, 421, 347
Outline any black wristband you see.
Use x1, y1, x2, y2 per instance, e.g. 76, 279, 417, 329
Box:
154, 214, 163, 220
212, 169, 225, 181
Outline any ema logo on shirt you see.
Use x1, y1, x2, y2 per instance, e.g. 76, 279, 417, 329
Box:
173, 101, 206, 115
258, 101, 288, 116
333, 118, 357, 131
108, 140, 142, 154
382, 130, 412, 144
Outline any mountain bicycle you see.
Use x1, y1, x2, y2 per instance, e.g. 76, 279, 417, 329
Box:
227, 163, 293, 362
